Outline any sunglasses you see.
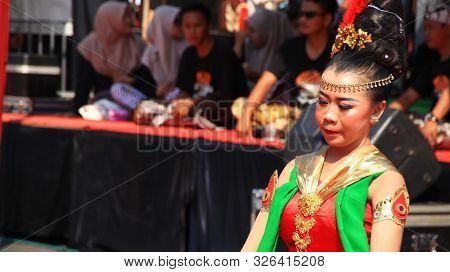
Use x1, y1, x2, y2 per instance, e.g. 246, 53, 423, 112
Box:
299, 11, 326, 19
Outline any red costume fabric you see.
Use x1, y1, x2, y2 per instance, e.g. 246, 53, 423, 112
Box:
279, 192, 373, 252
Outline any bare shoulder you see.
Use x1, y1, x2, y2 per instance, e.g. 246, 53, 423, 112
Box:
369, 170, 407, 202
277, 159, 296, 188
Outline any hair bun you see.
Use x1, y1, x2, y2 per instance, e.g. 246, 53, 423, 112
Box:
327, 0, 407, 102
352, 0, 406, 78
373, 45, 405, 79
374, 46, 399, 67
373, 44, 405, 79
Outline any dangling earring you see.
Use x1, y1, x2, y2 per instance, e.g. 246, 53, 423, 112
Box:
370, 115, 379, 125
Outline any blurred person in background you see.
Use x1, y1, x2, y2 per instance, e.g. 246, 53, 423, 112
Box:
233, 8, 293, 85
141, 5, 187, 99
172, 2, 249, 128
389, 1, 449, 148
74, 1, 155, 112
235, 0, 338, 136
286, 3, 302, 37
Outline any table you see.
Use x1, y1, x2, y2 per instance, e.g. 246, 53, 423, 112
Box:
0, 113, 286, 251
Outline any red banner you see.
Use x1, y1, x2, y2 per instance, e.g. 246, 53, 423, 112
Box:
0, 0, 9, 144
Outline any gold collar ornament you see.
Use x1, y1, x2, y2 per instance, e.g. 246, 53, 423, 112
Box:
331, 24, 373, 57
295, 145, 397, 200
320, 74, 394, 93
291, 144, 398, 252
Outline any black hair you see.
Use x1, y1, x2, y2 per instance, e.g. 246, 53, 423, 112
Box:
178, 2, 212, 24
327, 0, 406, 103
304, 0, 338, 17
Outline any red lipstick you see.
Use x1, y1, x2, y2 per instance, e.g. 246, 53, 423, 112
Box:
323, 128, 340, 136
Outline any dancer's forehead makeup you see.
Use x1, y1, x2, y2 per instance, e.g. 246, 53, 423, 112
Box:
319, 91, 360, 102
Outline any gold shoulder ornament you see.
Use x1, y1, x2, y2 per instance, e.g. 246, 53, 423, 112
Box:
261, 170, 278, 212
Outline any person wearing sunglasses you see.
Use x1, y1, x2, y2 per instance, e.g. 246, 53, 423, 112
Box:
236, 0, 338, 136
299, 10, 326, 19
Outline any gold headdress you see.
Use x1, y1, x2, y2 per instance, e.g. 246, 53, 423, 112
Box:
331, 24, 372, 57
320, 74, 394, 93
325, 1, 402, 92
331, 1, 404, 57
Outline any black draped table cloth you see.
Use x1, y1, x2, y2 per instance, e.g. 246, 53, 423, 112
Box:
0, 114, 286, 251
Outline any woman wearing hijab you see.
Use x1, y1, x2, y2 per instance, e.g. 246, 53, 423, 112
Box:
74, 1, 155, 112
234, 8, 293, 84
141, 5, 187, 98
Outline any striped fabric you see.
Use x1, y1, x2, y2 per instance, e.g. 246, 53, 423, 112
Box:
110, 83, 148, 110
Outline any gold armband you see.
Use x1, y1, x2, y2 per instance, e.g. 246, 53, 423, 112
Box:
373, 184, 410, 227
261, 170, 278, 212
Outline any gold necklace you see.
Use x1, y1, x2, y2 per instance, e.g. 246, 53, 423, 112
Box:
292, 148, 328, 252
291, 145, 394, 252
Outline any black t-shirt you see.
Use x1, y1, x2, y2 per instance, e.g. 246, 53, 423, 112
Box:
176, 40, 249, 101
267, 35, 333, 84
409, 43, 449, 97
408, 43, 450, 121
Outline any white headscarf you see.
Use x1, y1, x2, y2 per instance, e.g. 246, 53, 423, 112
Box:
141, 5, 188, 86
245, 8, 293, 74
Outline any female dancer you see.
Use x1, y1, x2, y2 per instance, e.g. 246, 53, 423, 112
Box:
242, 0, 410, 252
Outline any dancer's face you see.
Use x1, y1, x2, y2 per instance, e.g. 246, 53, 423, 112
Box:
315, 69, 386, 148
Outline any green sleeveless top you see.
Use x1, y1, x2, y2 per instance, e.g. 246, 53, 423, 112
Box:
257, 167, 384, 252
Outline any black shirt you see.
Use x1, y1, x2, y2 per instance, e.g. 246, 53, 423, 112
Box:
408, 43, 450, 121
267, 35, 333, 84
175, 40, 249, 101
410, 43, 449, 97
74, 53, 112, 111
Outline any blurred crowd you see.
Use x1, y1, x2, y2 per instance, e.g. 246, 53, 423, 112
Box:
74, 0, 449, 149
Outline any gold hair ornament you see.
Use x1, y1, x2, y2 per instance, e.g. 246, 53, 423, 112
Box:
331, 24, 373, 57
320, 74, 394, 93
